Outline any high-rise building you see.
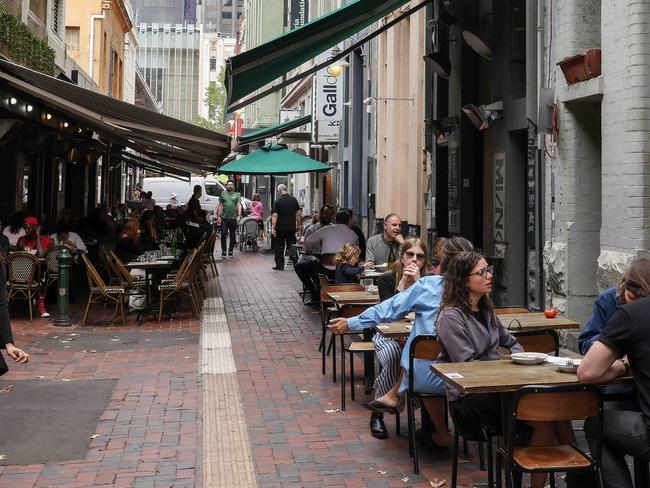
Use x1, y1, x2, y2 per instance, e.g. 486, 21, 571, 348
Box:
199, 0, 244, 37
136, 23, 200, 122
131, 0, 196, 25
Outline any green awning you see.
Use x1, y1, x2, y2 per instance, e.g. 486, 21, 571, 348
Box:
238, 115, 311, 146
226, 0, 411, 112
218, 143, 331, 175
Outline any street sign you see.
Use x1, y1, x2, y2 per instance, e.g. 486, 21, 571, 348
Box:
312, 49, 342, 143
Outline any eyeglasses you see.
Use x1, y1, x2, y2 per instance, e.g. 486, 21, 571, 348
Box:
404, 251, 426, 261
430, 258, 440, 267
470, 265, 494, 278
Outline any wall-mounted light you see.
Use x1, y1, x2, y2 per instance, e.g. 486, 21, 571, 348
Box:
9, 97, 17, 105
63, 122, 69, 128
26, 104, 33, 112
423, 52, 451, 79
462, 30, 495, 59
461, 101, 503, 130
46, 113, 52, 120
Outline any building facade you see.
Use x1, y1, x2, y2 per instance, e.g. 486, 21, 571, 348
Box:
136, 22, 200, 122
197, 33, 235, 120
65, 0, 133, 98
200, 0, 243, 38
131, 0, 196, 25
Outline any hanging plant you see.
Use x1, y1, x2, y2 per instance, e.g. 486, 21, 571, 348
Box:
0, 8, 55, 75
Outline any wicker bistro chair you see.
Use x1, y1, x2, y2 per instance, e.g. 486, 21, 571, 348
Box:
157, 250, 200, 322
43, 245, 69, 294
6, 252, 41, 321
239, 218, 260, 252
106, 251, 147, 300
202, 233, 218, 277
81, 254, 126, 326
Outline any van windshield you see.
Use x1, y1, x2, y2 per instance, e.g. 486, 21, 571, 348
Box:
205, 182, 222, 197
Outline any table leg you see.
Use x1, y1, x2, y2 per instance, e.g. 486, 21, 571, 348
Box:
137, 271, 152, 326
363, 329, 374, 394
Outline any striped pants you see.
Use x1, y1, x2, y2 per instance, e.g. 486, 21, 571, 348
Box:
372, 332, 403, 399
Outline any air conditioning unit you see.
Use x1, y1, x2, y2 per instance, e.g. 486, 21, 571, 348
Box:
152, 23, 159, 33
164, 24, 170, 33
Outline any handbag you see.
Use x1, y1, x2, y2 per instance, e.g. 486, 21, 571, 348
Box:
0, 351, 8, 376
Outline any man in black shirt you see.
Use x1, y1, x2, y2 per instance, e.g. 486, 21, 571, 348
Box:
340, 207, 366, 260
270, 184, 301, 270
187, 185, 202, 215
578, 258, 650, 488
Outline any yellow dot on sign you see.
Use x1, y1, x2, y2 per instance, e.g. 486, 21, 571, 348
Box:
328, 65, 343, 77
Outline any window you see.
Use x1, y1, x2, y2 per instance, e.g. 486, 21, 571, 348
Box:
222, 12, 232, 19
209, 57, 217, 71
204, 182, 222, 197
51, 0, 61, 33
66, 26, 80, 50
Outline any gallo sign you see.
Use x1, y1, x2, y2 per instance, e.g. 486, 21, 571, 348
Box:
312, 49, 343, 143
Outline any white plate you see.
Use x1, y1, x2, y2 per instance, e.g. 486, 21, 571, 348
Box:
405, 312, 416, 321
510, 352, 547, 365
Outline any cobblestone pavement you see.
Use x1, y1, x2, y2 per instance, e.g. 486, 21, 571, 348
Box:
0, 286, 201, 487
219, 252, 488, 488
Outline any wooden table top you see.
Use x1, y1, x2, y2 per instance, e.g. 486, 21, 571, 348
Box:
375, 320, 412, 338
497, 312, 580, 331
326, 291, 380, 305
431, 359, 630, 394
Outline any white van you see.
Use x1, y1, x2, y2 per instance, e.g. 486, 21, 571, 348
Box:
142, 177, 251, 215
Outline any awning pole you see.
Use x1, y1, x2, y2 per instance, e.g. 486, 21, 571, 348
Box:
228, 0, 431, 113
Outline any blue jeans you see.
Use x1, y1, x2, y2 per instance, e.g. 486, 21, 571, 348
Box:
585, 410, 650, 488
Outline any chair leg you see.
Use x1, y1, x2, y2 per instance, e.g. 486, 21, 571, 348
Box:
549, 473, 555, 488
451, 428, 459, 488
28, 292, 33, 322
119, 297, 126, 326
395, 409, 400, 436
158, 292, 165, 323
332, 334, 337, 383
479, 441, 486, 470
495, 450, 502, 488
485, 430, 493, 488
82, 293, 92, 325
340, 335, 345, 411
349, 351, 355, 401
463, 437, 469, 455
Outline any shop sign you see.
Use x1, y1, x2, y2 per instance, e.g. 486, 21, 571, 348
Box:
290, 0, 309, 30
312, 49, 342, 143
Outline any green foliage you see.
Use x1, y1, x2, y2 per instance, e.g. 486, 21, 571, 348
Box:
192, 68, 227, 132
0, 9, 55, 75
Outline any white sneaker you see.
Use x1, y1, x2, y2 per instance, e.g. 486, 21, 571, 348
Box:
40, 311, 50, 318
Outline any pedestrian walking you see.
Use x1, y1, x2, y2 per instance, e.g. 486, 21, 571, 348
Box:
216, 179, 242, 258
270, 184, 301, 270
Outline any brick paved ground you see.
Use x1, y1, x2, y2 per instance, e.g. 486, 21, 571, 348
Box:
0, 286, 201, 487
219, 252, 489, 488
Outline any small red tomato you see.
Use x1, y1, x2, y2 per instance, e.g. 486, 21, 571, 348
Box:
544, 308, 558, 318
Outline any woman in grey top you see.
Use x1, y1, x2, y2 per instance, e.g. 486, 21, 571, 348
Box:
437, 252, 575, 488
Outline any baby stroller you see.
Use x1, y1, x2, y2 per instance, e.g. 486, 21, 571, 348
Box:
239, 217, 260, 252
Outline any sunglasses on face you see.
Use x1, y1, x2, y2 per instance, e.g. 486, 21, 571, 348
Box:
404, 251, 426, 261
470, 265, 494, 278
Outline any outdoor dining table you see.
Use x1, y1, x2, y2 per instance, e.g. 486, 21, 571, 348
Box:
326, 290, 380, 305
358, 270, 389, 283
497, 312, 580, 331
125, 259, 176, 325
374, 320, 413, 338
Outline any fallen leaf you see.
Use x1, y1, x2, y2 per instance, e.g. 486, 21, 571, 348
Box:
89, 434, 100, 439
401, 477, 410, 482
90, 350, 97, 353
299, 390, 308, 393
430, 479, 447, 487
0, 455, 5, 460
377, 470, 386, 475
458, 458, 469, 464
324, 409, 340, 413
60, 379, 71, 382
0, 385, 14, 393
110, 338, 120, 342
145, 339, 151, 342
64, 346, 70, 349
52, 336, 59, 339
60, 340, 71, 343
68, 333, 79, 336
37, 376, 45, 379
184, 356, 191, 359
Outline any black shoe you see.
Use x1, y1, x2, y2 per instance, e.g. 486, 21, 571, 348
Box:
363, 399, 398, 414
370, 417, 389, 439
272, 266, 284, 271
228, 251, 234, 257
221, 252, 227, 258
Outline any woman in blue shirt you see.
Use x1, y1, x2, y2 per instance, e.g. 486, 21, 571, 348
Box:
329, 236, 473, 448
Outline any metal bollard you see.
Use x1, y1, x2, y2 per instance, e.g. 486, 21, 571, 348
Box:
54, 248, 72, 327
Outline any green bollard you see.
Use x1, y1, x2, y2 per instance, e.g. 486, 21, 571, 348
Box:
54, 248, 72, 327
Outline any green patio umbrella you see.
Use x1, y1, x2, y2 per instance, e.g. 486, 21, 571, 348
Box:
218, 143, 332, 175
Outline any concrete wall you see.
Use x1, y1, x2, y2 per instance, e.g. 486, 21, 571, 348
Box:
542, 0, 602, 324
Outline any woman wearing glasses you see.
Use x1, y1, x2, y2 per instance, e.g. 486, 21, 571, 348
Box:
329, 236, 473, 447
438, 252, 576, 488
